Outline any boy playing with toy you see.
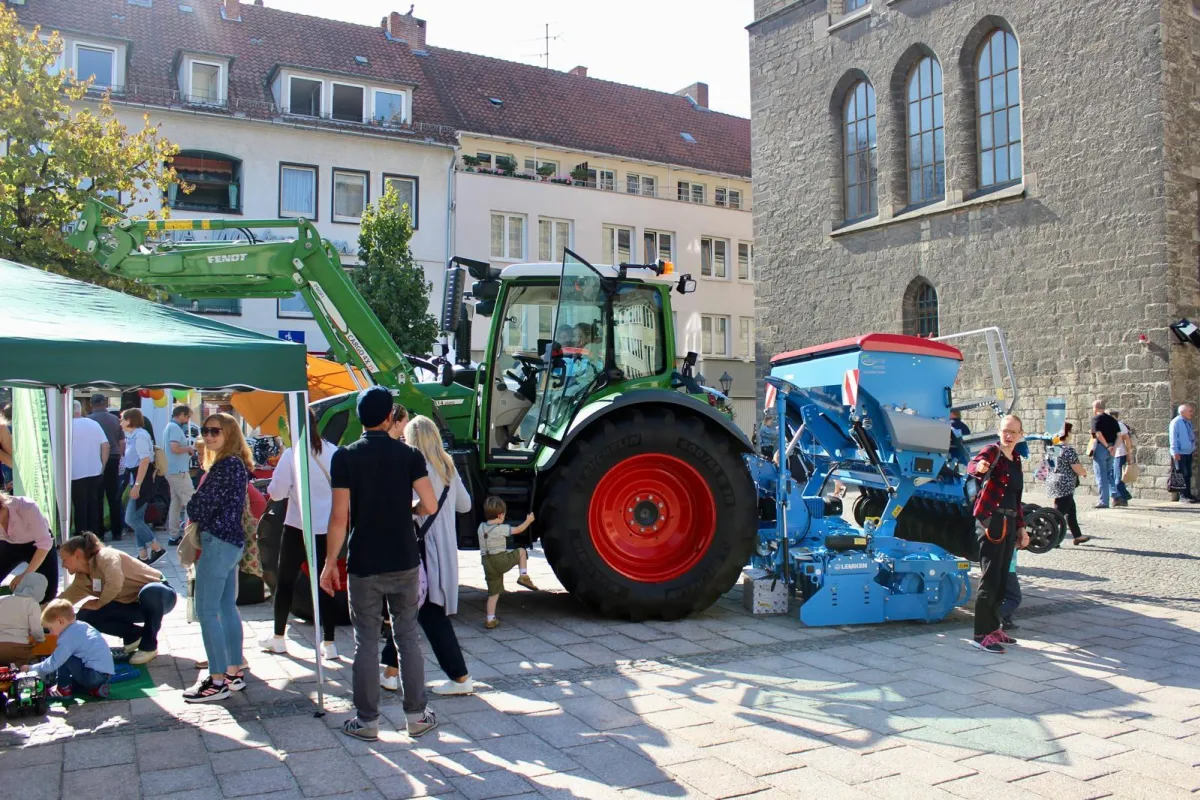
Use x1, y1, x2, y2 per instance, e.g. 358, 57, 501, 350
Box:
23, 599, 114, 699
478, 496, 538, 629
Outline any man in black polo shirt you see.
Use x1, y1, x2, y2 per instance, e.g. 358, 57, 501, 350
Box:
1090, 400, 1120, 509
321, 386, 439, 741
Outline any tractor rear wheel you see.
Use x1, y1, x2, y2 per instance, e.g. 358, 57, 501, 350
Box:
539, 408, 757, 621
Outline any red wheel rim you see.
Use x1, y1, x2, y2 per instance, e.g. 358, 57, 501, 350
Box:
588, 453, 717, 583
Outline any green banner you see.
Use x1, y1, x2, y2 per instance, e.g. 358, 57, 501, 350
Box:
11, 387, 57, 537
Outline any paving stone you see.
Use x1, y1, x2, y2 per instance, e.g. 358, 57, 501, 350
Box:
862, 743, 978, 785
468, 732, 583, 777
449, 769, 537, 800
956, 752, 1049, 783
639, 707, 713, 730
263, 715, 341, 752
794, 744, 902, 785
608, 724, 711, 767
1108, 729, 1200, 766
763, 766, 870, 798
560, 695, 643, 730
668, 757, 767, 798
857, 774, 960, 799
140, 764, 216, 794
1052, 732, 1133, 761
529, 768, 626, 799
1098, 749, 1200, 791
940, 774, 1047, 800
5, 765, 62, 800
447, 708, 528, 740
217, 765, 298, 797
517, 708, 606, 748
563, 740, 668, 788
480, 689, 560, 716
287, 746, 374, 795
62, 763, 139, 797
1010, 771, 1110, 800
1085, 770, 1198, 800
704, 739, 801, 777
355, 749, 455, 796
211, 744, 287, 773
63, 734, 136, 770
134, 727, 206, 770
200, 720, 273, 752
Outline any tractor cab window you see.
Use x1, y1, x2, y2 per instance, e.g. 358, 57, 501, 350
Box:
486, 282, 559, 456
612, 285, 665, 379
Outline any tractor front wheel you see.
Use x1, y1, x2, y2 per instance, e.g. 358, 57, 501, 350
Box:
539, 408, 757, 621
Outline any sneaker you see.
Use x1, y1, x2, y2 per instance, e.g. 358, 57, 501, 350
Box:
320, 641, 339, 660
380, 670, 400, 692
407, 709, 439, 738
1113, 499, 1128, 507
1001, 619, 1020, 632
1072, 536, 1092, 545
183, 676, 230, 703
970, 632, 1006, 654
226, 672, 246, 692
48, 685, 73, 699
148, 548, 167, 565
994, 628, 1018, 645
122, 638, 143, 654
485, 618, 500, 630
88, 684, 111, 699
1094, 503, 1109, 509
129, 649, 158, 666
167, 535, 183, 546
433, 677, 475, 696
516, 575, 538, 591
259, 635, 287, 654
342, 717, 379, 741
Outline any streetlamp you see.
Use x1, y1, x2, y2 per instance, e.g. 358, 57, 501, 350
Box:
719, 371, 733, 395
696, 374, 707, 387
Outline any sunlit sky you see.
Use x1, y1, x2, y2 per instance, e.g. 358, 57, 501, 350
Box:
266, 0, 754, 118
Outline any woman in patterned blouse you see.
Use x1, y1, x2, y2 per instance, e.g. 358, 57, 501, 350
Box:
1046, 423, 1091, 546
183, 413, 252, 703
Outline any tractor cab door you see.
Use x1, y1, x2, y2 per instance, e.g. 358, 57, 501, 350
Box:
535, 250, 609, 441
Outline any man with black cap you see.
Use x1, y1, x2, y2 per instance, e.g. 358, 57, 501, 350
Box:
88, 395, 124, 541
321, 386, 440, 741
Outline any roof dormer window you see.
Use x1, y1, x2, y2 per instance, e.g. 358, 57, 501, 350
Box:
75, 43, 117, 89
288, 76, 322, 117
373, 89, 406, 126
182, 57, 227, 106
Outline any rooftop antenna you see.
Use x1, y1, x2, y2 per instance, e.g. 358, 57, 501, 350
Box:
539, 23, 562, 68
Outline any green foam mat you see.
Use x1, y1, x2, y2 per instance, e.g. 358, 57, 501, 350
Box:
49, 663, 158, 704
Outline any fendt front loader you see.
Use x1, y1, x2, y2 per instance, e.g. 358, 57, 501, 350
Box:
67, 200, 757, 620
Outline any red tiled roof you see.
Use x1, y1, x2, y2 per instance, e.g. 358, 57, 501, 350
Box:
418, 47, 751, 177
13, 0, 460, 142
13, 1, 750, 176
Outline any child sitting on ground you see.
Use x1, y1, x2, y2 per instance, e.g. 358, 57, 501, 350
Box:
23, 599, 114, 699
479, 496, 538, 630
999, 551, 1022, 632
0, 572, 47, 665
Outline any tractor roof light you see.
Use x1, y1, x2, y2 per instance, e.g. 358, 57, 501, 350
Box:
661, 260, 674, 275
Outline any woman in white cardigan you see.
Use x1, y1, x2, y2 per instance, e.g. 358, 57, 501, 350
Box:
381, 415, 474, 695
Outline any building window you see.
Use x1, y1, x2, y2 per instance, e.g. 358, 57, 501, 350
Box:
903, 278, 939, 337
588, 168, 615, 191
279, 163, 317, 218
602, 225, 633, 264
906, 57, 945, 205
332, 169, 368, 223
288, 76, 322, 117
76, 44, 116, 89
715, 188, 742, 209
738, 317, 753, 359
846, 0, 869, 10
677, 181, 706, 204
167, 295, 240, 315
627, 173, 656, 197
701, 237, 728, 279
978, 30, 1022, 188
383, 174, 418, 228
701, 314, 730, 356
643, 230, 673, 263
737, 242, 753, 281
491, 213, 525, 260
538, 217, 572, 261
477, 152, 512, 170
844, 80, 878, 220
331, 83, 365, 123
525, 158, 558, 175
373, 89, 407, 126
278, 292, 313, 319
188, 60, 224, 105
169, 152, 241, 213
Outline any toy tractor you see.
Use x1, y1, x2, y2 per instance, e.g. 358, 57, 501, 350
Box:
2, 668, 47, 718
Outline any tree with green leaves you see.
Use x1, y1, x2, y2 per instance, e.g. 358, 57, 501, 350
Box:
0, 6, 181, 293
352, 184, 439, 356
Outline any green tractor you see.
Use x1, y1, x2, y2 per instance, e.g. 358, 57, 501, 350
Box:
68, 200, 757, 619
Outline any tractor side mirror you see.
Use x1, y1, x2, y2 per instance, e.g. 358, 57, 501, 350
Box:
675, 273, 697, 295
440, 362, 454, 387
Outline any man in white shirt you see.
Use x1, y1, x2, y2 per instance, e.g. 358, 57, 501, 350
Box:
1110, 410, 1133, 506
71, 400, 110, 535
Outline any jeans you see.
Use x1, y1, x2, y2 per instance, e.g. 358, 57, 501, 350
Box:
194, 532, 245, 675
1177, 454, 1194, 499
56, 655, 111, 693
382, 601, 469, 682
974, 514, 1017, 638
1053, 495, 1085, 541
999, 571, 1022, 622
99, 457, 122, 539
1113, 455, 1131, 501
125, 495, 158, 549
1092, 444, 1114, 506
0, 541, 58, 603
77, 582, 177, 652
274, 526, 335, 641
166, 473, 195, 536
348, 569, 426, 723
72, 474, 103, 535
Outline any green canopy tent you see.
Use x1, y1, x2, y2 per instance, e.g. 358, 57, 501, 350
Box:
0, 259, 329, 711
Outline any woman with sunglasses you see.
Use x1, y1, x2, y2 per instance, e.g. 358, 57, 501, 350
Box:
120, 409, 166, 565
183, 413, 252, 703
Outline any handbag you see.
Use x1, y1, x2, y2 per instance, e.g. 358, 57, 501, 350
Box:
239, 488, 263, 578
178, 521, 202, 568
414, 484, 452, 608
1034, 458, 1050, 483
1168, 465, 1187, 492
1122, 460, 1139, 483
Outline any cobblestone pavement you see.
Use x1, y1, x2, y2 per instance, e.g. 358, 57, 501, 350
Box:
2, 493, 1199, 799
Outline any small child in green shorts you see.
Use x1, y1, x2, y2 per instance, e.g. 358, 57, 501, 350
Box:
479, 496, 538, 629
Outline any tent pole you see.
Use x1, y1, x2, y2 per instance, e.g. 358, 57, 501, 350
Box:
58, 387, 73, 544
289, 390, 324, 716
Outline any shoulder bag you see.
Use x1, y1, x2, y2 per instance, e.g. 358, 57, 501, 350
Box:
1168, 464, 1187, 493
413, 484, 452, 608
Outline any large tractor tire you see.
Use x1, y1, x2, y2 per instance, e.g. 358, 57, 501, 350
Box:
539, 407, 757, 621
